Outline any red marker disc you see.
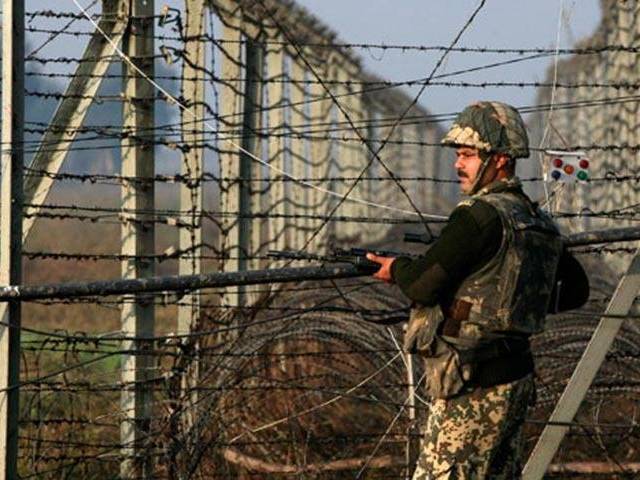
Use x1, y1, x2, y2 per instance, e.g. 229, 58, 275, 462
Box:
579, 159, 589, 169
553, 158, 563, 168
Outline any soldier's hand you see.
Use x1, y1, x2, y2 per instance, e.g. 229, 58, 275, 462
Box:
366, 253, 395, 283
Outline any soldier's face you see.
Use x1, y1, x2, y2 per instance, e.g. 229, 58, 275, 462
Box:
455, 147, 483, 194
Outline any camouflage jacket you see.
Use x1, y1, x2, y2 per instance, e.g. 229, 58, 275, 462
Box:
452, 178, 563, 337
404, 177, 563, 398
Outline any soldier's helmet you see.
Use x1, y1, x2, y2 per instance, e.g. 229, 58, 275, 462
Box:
441, 101, 530, 159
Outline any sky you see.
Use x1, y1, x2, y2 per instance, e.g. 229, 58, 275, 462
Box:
293, 0, 602, 119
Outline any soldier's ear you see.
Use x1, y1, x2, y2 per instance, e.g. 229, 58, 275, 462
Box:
494, 153, 511, 170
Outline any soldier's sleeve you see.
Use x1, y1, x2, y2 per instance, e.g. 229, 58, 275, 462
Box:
547, 247, 590, 313
390, 199, 502, 305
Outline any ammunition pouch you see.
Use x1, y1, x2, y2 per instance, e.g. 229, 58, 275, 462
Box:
422, 334, 476, 399
404, 306, 475, 399
404, 306, 534, 399
403, 305, 443, 354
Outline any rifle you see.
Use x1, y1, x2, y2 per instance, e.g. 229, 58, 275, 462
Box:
266, 224, 640, 283
5, 226, 640, 302
267, 247, 415, 275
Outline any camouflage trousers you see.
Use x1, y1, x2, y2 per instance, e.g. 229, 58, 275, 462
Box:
412, 375, 535, 480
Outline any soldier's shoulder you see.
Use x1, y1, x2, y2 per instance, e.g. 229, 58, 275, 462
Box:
452, 197, 501, 230
454, 197, 499, 218
455, 198, 476, 209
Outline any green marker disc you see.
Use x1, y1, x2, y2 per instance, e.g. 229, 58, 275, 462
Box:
577, 171, 588, 181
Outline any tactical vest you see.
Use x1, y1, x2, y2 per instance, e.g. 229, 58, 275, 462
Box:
452, 191, 563, 339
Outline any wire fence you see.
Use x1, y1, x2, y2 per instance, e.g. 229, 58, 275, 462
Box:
10, 0, 640, 478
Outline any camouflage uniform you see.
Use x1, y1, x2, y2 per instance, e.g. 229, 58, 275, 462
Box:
400, 102, 563, 479
413, 376, 534, 480
441, 101, 529, 160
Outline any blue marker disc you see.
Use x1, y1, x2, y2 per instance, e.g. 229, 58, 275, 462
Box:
551, 170, 562, 181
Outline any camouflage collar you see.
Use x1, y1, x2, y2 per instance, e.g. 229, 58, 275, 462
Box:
474, 177, 523, 197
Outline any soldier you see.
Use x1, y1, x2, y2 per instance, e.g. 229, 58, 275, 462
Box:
367, 101, 589, 479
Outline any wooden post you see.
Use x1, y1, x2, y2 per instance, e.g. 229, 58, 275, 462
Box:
0, 0, 24, 477
120, 0, 155, 477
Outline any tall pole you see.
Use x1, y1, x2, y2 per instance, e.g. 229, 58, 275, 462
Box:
120, 0, 155, 477
239, 37, 264, 281
265, 32, 287, 256
0, 0, 24, 477
178, 0, 206, 470
218, 0, 244, 308
290, 59, 307, 249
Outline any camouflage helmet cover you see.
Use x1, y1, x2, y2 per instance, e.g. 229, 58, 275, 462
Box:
441, 101, 530, 159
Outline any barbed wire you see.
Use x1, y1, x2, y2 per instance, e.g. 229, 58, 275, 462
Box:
16, 92, 640, 150
14, 2, 640, 477
25, 9, 166, 20
23, 22, 640, 55
21, 166, 640, 187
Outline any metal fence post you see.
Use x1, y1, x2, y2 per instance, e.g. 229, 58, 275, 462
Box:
265, 32, 288, 257
218, 0, 245, 307
120, 0, 155, 477
0, 0, 24, 477
239, 37, 265, 278
178, 0, 206, 445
